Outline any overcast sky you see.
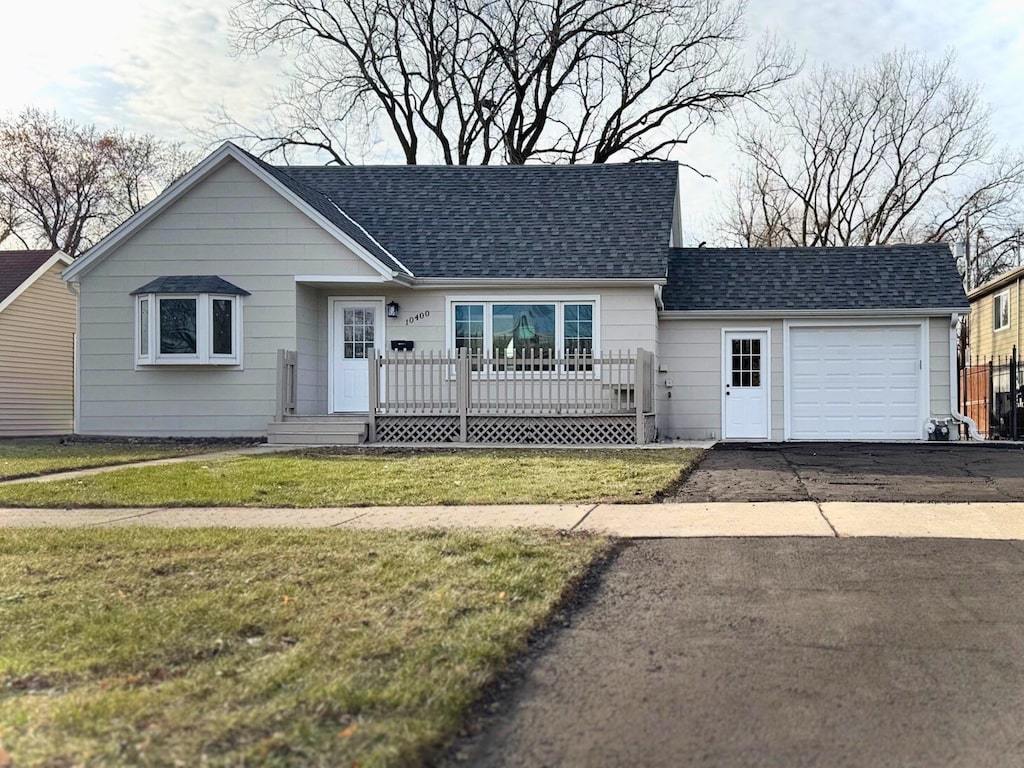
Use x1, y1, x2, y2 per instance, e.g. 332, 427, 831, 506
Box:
2, 0, 1021, 242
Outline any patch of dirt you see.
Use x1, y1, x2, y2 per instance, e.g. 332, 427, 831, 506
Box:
58, 436, 265, 448
5, 672, 58, 691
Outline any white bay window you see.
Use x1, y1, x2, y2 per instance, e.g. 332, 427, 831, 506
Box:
133, 276, 248, 366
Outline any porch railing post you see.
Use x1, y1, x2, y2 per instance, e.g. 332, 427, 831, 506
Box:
456, 347, 470, 442
275, 349, 286, 422
367, 351, 380, 443
275, 349, 296, 422
636, 347, 648, 445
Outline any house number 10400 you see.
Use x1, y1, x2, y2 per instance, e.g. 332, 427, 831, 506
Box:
405, 310, 430, 325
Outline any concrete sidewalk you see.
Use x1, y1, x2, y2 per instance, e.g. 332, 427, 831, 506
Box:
4, 501, 1024, 539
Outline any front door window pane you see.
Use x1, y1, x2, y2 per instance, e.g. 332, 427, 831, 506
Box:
160, 298, 197, 354
343, 307, 376, 359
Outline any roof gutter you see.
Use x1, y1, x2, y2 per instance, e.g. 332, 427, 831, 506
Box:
659, 307, 970, 319
950, 312, 984, 440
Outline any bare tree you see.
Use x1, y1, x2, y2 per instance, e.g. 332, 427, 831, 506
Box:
0, 109, 196, 256
722, 49, 1024, 288
222, 0, 796, 165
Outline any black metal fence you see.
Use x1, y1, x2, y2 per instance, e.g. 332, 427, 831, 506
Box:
958, 345, 1022, 440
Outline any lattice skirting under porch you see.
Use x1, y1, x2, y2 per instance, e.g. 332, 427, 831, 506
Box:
374, 414, 655, 445
374, 416, 461, 443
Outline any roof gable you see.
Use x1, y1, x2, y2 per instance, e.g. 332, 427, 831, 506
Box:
63, 143, 406, 282
277, 163, 678, 280
664, 244, 969, 313
0, 249, 72, 313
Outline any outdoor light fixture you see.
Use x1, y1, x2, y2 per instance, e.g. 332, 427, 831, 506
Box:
386, 301, 400, 318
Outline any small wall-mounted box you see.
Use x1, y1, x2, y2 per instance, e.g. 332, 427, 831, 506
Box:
391, 340, 415, 351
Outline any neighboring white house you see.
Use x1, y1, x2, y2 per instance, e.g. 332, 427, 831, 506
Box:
0, 249, 76, 436
62, 143, 970, 444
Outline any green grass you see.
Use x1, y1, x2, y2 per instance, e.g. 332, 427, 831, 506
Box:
0, 448, 701, 508
0, 439, 216, 481
0, 527, 609, 767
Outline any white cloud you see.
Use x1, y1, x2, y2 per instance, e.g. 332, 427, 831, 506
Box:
0, 0, 287, 142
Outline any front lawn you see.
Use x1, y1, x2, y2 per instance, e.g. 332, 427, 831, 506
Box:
0, 527, 609, 767
0, 438, 218, 481
0, 448, 701, 508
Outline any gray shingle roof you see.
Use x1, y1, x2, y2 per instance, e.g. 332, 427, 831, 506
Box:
130, 276, 251, 296
664, 245, 969, 312
0, 249, 58, 304
274, 163, 678, 279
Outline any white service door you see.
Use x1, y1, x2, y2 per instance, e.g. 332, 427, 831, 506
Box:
723, 331, 770, 440
788, 325, 922, 440
332, 303, 379, 412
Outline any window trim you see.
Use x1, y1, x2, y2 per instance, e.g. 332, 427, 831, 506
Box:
135, 293, 243, 367
445, 294, 601, 377
994, 289, 1011, 332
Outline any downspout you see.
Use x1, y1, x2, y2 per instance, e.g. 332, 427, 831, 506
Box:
66, 280, 81, 435
950, 312, 983, 440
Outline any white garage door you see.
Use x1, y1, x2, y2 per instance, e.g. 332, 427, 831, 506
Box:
788, 325, 923, 440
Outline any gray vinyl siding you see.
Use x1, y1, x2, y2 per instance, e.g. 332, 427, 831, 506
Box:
929, 316, 953, 421
657, 319, 784, 441
656, 315, 955, 441
295, 282, 324, 415
75, 158, 381, 436
0, 263, 76, 436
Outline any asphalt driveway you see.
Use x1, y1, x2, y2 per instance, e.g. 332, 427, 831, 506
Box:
671, 442, 1024, 502
451, 538, 1024, 768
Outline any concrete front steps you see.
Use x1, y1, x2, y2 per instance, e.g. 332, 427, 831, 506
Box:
266, 415, 368, 445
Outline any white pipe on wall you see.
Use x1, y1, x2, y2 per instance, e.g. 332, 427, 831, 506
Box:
950, 313, 984, 441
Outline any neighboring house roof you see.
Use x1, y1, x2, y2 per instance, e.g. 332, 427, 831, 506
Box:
277, 163, 679, 279
967, 263, 1024, 302
130, 276, 252, 296
663, 244, 969, 313
0, 249, 73, 313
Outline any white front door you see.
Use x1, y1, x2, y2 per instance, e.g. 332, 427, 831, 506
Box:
723, 331, 770, 440
332, 301, 381, 412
